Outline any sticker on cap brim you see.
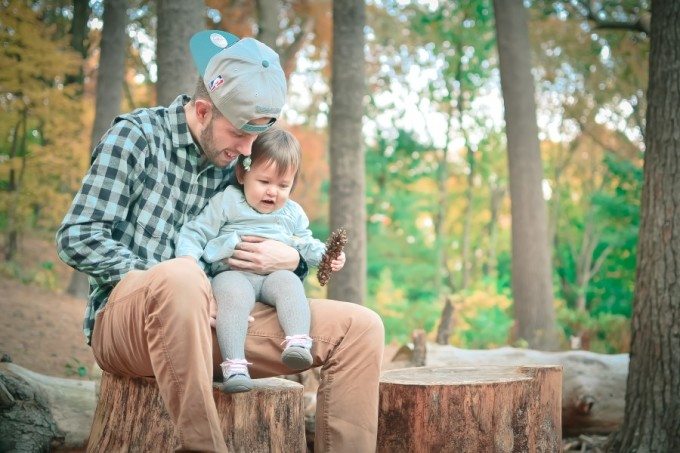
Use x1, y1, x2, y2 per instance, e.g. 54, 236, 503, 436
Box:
210, 33, 229, 48
208, 75, 224, 92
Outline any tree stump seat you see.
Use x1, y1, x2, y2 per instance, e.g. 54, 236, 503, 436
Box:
378, 365, 562, 452
88, 372, 305, 452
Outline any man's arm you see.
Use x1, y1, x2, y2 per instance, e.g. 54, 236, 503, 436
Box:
56, 119, 151, 286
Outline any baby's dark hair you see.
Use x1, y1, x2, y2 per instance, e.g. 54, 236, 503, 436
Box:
236, 127, 302, 189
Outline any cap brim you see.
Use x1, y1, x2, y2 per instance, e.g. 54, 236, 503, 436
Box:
189, 30, 240, 76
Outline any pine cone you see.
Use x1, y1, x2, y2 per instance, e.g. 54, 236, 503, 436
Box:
317, 228, 348, 286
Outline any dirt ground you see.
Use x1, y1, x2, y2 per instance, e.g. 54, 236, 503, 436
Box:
0, 237, 95, 379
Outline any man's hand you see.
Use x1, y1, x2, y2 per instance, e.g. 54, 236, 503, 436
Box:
227, 236, 299, 275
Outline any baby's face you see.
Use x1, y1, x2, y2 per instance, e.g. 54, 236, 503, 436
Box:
240, 161, 296, 214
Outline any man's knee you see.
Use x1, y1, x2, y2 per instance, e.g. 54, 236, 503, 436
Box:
315, 300, 385, 346
355, 305, 385, 345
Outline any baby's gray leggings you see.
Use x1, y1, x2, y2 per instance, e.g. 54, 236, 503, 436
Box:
211, 269, 310, 361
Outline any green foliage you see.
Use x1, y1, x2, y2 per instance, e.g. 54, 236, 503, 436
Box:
451, 290, 514, 349
0, 1, 89, 243
0, 258, 60, 290
557, 305, 631, 353
64, 357, 89, 378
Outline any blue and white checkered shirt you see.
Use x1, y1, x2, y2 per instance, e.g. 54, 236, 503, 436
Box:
57, 95, 237, 344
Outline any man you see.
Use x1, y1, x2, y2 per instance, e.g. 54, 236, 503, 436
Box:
57, 30, 384, 452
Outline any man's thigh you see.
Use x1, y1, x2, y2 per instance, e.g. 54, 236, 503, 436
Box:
92, 259, 212, 377
211, 299, 378, 378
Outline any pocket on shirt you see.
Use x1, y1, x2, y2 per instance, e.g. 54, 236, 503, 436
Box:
138, 182, 179, 240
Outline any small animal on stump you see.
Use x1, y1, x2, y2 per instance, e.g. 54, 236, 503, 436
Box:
317, 228, 348, 286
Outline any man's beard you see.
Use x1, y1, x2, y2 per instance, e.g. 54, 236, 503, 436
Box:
198, 117, 220, 165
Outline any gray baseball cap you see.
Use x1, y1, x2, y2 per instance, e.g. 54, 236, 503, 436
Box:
189, 30, 287, 134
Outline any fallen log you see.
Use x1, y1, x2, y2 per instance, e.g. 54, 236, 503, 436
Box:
378, 365, 562, 452
0, 362, 96, 451
412, 344, 628, 435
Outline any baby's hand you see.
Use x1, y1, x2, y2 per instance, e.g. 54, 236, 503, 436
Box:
331, 252, 346, 272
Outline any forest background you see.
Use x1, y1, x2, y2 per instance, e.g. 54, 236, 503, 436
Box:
0, 0, 649, 354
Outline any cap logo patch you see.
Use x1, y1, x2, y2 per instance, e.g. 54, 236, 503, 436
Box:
210, 33, 229, 48
255, 105, 280, 114
208, 75, 225, 92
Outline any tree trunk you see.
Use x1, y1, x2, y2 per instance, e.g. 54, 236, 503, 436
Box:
460, 139, 475, 291
378, 365, 562, 452
413, 344, 629, 435
435, 297, 455, 345
256, 0, 280, 51
67, 0, 91, 87
67, 0, 128, 298
88, 372, 305, 451
0, 363, 96, 451
610, 0, 680, 450
156, 0, 205, 105
492, 0, 558, 350
70, 0, 91, 59
327, 0, 366, 304
90, 0, 127, 147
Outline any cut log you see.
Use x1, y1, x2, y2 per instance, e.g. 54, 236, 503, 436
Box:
0, 362, 96, 451
421, 344, 627, 435
88, 372, 305, 452
378, 365, 562, 452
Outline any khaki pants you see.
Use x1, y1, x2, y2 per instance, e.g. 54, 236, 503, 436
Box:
91, 259, 384, 452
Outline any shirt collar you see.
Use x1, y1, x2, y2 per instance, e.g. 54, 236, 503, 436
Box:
168, 95, 196, 150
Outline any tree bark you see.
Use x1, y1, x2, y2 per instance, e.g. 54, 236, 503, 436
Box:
327, 0, 366, 304
88, 372, 305, 451
435, 297, 455, 345
67, 0, 128, 298
610, 0, 680, 450
67, 0, 91, 87
0, 363, 96, 451
378, 365, 562, 452
156, 0, 205, 105
419, 344, 628, 436
256, 0, 280, 51
492, 0, 558, 350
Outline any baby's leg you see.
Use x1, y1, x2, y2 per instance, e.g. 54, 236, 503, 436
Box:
260, 270, 312, 370
212, 271, 256, 392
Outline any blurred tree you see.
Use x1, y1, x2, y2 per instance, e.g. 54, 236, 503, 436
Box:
493, 0, 558, 349
529, 1, 647, 319
156, 0, 204, 104
0, 0, 84, 259
68, 0, 128, 298
327, 0, 365, 304
609, 0, 680, 449
407, 1, 496, 294
205, 0, 326, 82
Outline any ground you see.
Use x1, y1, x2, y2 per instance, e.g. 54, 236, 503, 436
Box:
0, 236, 94, 379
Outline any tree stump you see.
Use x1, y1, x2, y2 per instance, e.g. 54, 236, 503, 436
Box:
378, 365, 562, 452
88, 372, 305, 452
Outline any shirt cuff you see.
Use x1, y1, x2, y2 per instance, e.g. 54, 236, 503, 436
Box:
293, 253, 308, 281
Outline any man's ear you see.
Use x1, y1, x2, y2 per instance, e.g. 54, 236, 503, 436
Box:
235, 165, 245, 184
194, 99, 213, 123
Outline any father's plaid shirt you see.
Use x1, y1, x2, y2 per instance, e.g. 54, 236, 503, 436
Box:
57, 95, 234, 344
